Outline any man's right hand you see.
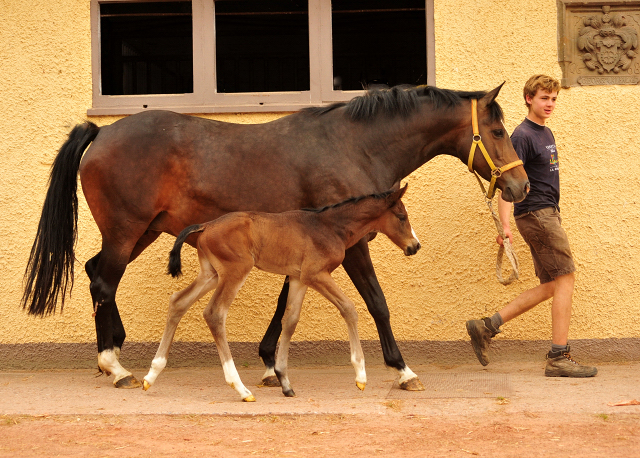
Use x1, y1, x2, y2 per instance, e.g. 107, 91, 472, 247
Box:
496, 228, 513, 246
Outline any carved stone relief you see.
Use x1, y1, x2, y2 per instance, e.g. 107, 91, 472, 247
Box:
558, 1, 640, 87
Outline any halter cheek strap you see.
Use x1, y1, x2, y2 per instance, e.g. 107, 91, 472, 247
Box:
468, 99, 523, 200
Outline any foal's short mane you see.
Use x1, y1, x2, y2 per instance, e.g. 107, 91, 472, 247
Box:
302, 189, 395, 214
303, 85, 504, 123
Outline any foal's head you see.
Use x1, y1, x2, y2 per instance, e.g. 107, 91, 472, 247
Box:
378, 184, 421, 256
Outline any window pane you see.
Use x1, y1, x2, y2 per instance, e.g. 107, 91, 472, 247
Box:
100, 2, 193, 95
331, 0, 427, 90
215, 0, 310, 93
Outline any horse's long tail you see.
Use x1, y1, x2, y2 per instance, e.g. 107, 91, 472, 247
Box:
168, 224, 206, 278
22, 122, 101, 316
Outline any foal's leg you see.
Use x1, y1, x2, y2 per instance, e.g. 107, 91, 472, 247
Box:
307, 273, 366, 391
342, 239, 424, 391
273, 278, 308, 397
203, 273, 255, 402
143, 257, 218, 390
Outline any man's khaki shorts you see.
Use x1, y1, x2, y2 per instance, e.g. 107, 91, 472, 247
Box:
515, 207, 576, 284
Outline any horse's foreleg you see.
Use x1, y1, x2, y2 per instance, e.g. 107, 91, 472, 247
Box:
143, 262, 218, 391
309, 273, 366, 391
203, 275, 255, 402
274, 279, 307, 397
342, 240, 424, 391
259, 277, 289, 387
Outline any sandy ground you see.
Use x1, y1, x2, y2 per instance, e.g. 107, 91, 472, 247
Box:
1, 361, 639, 457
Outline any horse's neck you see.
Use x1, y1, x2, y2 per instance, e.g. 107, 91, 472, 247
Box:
344, 108, 466, 180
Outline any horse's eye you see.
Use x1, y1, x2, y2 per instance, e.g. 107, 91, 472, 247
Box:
492, 129, 505, 138
397, 214, 407, 222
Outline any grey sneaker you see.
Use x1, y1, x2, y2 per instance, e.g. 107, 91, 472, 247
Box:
466, 317, 501, 366
545, 346, 598, 378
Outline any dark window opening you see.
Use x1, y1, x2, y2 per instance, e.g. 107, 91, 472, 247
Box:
215, 0, 310, 93
100, 2, 193, 95
331, 0, 427, 91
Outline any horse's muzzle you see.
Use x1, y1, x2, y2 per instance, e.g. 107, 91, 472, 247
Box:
405, 242, 421, 256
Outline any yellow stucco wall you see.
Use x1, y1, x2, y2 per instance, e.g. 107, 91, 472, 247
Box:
1, 0, 639, 350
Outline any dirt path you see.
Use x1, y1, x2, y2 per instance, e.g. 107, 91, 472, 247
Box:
1, 412, 639, 457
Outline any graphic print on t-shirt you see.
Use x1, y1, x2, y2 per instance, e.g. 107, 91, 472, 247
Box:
547, 144, 559, 172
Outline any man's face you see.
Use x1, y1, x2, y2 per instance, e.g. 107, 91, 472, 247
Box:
526, 89, 557, 124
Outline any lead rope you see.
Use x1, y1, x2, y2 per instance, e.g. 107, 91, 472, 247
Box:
486, 198, 519, 285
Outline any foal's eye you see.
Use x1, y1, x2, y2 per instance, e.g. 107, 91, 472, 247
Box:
492, 129, 505, 138
397, 214, 407, 222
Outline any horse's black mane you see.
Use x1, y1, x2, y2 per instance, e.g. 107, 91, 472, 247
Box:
302, 189, 395, 214
302, 84, 504, 123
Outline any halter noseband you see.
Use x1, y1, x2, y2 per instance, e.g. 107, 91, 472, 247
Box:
467, 99, 523, 200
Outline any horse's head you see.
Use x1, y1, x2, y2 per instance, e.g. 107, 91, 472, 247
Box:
381, 184, 421, 256
463, 84, 530, 203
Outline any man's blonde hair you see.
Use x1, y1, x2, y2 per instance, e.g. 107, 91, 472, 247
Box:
523, 75, 560, 108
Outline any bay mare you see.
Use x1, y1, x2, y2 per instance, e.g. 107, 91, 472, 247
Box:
143, 185, 420, 401
23, 84, 529, 390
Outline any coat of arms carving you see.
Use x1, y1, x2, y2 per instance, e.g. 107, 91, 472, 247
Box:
578, 6, 638, 74
558, 1, 640, 86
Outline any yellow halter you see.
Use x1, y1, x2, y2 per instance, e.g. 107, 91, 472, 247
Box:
467, 99, 523, 200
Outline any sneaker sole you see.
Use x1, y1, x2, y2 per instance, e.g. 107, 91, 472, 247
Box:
545, 368, 598, 378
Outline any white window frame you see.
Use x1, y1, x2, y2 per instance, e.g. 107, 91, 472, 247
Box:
88, 0, 436, 115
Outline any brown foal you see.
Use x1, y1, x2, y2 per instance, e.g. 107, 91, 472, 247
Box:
142, 184, 420, 401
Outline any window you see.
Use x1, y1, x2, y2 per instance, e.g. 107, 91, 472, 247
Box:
89, 0, 435, 115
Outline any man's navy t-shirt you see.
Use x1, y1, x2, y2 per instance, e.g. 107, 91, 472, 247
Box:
511, 118, 560, 216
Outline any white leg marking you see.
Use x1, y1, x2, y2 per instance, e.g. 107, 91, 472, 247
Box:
143, 357, 167, 387
398, 366, 418, 385
98, 349, 132, 384
262, 367, 276, 380
222, 360, 253, 400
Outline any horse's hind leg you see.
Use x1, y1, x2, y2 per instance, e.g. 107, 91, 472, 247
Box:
86, 230, 161, 383
259, 277, 289, 387
342, 239, 424, 391
143, 256, 218, 390
203, 273, 255, 402
89, 241, 142, 388
273, 279, 307, 397
308, 273, 366, 391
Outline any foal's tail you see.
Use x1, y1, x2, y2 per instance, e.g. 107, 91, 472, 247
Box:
22, 122, 101, 316
168, 224, 206, 278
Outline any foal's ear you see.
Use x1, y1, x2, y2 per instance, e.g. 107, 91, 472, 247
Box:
388, 183, 408, 205
480, 82, 505, 106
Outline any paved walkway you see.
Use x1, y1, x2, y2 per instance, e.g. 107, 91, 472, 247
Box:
1, 361, 638, 417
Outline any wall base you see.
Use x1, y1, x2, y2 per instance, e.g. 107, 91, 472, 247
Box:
1, 338, 639, 370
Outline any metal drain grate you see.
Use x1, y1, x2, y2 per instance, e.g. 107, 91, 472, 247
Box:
387, 372, 513, 399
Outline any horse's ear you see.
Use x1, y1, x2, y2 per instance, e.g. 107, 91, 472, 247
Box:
388, 183, 408, 205
480, 82, 505, 106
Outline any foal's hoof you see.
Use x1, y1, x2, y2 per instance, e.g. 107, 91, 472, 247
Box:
142, 380, 151, 391
260, 375, 281, 387
356, 381, 366, 391
243, 395, 256, 402
399, 377, 425, 391
283, 389, 296, 398
114, 375, 142, 389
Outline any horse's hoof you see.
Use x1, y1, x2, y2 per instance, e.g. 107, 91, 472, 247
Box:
356, 381, 366, 391
399, 377, 425, 391
259, 375, 281, 387
114, 375, 142, 389
142, 380, 151, 391
283, 389, 296, 397
243, 395, 256, 402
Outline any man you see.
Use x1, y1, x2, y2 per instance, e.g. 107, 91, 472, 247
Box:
465, 75, 597, 377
